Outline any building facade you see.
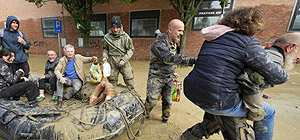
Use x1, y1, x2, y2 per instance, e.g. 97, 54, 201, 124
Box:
0, 0, 299, 60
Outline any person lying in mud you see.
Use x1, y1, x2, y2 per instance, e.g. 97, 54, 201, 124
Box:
89, 81, 114, 104
0, 48, 39, 107
36, 50, 60, 102
54, 44, 97, 108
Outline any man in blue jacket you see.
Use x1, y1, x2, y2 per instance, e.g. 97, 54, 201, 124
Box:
0, 16, 31, 78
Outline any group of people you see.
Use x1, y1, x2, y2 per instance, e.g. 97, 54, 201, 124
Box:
1, 7, 300, 139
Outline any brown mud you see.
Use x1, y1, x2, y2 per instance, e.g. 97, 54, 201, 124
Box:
27, 54, 300, 140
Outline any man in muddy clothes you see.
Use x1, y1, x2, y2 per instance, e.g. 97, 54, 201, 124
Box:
54, 44, 97, 108
145, 19, 196, 124
102, 16, 135, 91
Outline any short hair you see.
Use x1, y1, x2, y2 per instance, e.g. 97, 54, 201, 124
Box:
0, 48, 14, 57
218, 8, 263, 36
47, 50, 57, 55
63, 44, 75, 52
274, 32, 300, 47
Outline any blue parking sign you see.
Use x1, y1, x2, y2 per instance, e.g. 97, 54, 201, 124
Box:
54, 20, 62, 33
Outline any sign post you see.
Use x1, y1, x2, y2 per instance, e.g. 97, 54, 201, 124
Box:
54, 20, 62, 56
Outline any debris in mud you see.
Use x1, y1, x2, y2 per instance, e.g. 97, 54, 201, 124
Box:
263, 94, 271, 99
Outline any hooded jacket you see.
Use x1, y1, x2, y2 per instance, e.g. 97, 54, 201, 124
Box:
0, 59, 23, 92
184, 25, 289, 110
0, 16, 30, 63
102, 28, 134, 62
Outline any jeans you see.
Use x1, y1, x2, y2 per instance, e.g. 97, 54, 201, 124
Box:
0, 81, 39, 102
56, 78, 82, 99
202, 100, 275, 140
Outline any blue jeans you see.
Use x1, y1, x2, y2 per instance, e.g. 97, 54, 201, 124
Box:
202, 100, 275, 140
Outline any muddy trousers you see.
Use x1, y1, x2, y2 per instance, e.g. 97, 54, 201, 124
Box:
39, 77, 57, 92
145, 77, 173, 121
0, 81, 39, 102
11, 61, 30, 78
180, 112, 255, 140
56, 78, 82, 100
108, 58, 134, 90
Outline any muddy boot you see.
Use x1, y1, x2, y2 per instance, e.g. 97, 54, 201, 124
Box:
180, 128, 201, 140
57, 97, 63, 108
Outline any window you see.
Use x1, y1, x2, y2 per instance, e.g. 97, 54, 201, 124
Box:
41, 17, 58, 38
288, 0, 300, 31
191, 0, 234, 31
90, 14, 107, 38
130, 10, 160, 38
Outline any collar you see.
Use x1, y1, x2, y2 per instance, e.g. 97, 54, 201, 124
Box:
266, 45, 285, 60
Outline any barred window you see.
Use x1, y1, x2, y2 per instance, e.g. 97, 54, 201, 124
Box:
90, 14, 107, 38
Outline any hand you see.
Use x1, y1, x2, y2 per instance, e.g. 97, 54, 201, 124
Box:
92, 56, 98, 62
59, 77, 67, 84
21, 77, 29, 81
39, 75, 46, 79
102, 58, 107, 62
18, 69, 24, 74
119, 60, 126, 66
173, 73, 179, 79
18, 36, 26, 45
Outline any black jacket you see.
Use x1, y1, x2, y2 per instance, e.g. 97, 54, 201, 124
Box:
44, 57, 59, 79
0, 59, 23, 92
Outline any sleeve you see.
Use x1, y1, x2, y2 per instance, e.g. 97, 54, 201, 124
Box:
102, 38, 109, 59
121, 37, 134, 62
78, 55, 93, 63
21, 32, 30, 50
244, 38, 289, 85
151, 40, 195, 66
0, 65, 22, 84
54, 58, 64, 79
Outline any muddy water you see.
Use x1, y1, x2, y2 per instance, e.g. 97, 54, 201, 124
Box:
28, 55, 300, 140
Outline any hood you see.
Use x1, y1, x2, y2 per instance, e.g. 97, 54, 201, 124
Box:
201, 25, 234, 41
108, 25, 125, 38
5, 16, 19, 30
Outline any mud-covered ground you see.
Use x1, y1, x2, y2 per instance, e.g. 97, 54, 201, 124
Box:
28, 54, 300, 140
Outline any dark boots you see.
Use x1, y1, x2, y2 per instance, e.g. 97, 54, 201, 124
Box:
57, 96, 63, 108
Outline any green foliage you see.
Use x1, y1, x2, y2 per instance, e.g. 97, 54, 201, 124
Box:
219, 0, 230, 7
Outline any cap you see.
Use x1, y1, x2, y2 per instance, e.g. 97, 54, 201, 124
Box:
111, 16, 121, 28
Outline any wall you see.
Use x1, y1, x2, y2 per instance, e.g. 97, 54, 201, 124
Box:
0, 0, 297, 60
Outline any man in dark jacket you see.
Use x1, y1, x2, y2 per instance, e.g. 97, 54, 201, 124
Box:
145, 19, 196, 124
0, 16, 31, 78
36, 50, 60, 102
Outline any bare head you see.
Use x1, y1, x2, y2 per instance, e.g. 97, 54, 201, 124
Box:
167, 19, 184, 43
47, 50, 57, 62
273, 32, 300, 70
64, 44, 75, 60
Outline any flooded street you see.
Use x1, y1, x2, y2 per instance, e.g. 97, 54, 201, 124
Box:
28, 54, 300, 140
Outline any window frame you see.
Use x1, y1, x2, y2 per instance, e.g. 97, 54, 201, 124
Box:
287, 0, 300, 32
41, 17, 58, 38
90, 13, 107, 38
191, 0, 234, 31
129, 10, 160, 38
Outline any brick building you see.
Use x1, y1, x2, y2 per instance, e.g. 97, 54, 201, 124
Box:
0, 0, 299, 60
